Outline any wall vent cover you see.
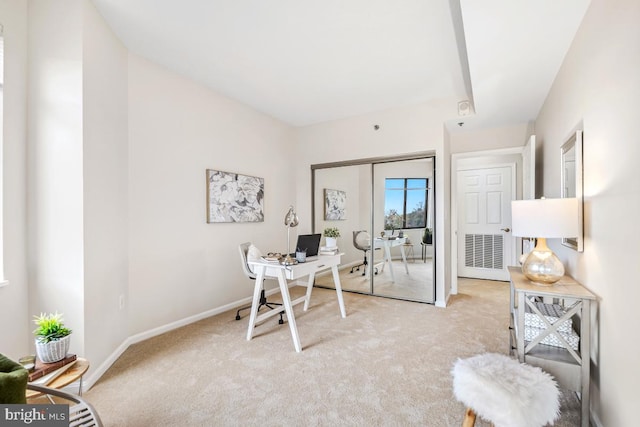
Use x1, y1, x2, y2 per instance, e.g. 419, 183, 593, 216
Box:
464, 234, 503, 270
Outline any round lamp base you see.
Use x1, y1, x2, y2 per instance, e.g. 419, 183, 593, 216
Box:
521, 238, 565, 286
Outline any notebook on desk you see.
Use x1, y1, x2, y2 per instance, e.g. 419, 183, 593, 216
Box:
293, 233, 322, 257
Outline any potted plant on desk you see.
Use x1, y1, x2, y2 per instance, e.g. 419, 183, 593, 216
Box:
33, 312, 72, 363
323, 227, 340, 248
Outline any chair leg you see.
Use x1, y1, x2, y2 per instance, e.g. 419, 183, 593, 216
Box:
361, 250, 368, 276
462, 408, 476, 427
236, 288, 284, 324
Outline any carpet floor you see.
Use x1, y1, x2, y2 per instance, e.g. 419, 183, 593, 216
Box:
84, 278, 581, 426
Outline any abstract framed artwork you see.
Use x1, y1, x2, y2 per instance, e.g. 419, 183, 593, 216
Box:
324, 188, 346, 220
206, 169, 264, 223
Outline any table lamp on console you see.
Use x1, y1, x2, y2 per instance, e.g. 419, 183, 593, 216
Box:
511, 197, 579, 286
283, 205, 299, 266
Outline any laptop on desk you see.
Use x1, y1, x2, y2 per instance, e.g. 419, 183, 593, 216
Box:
294, 233, 322, 257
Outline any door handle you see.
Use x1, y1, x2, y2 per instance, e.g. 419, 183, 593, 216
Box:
501, 227, 511, 232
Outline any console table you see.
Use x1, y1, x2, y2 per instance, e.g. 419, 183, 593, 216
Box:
247, 253, 346, 352
508, 266, 595, 427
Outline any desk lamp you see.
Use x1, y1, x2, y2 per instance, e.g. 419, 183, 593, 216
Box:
511, 198, 579, 285
283, 206, 299, 265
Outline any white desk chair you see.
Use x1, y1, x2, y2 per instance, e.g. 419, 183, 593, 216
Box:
236, 242, 284, 325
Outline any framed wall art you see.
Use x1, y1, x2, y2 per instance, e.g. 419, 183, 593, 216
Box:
206, 169, 264, 223
324, 188, 346, 220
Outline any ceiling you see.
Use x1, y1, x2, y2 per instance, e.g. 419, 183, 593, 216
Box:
90, 0, 591, 130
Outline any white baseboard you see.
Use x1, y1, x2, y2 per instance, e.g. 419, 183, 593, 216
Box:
83, 288, 283, 390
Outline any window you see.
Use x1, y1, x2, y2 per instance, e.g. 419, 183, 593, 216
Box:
384, 178, 428, 230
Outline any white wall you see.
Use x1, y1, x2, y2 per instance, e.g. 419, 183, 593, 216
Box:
535, 0, 640, 425
295, 99, 456, 306
82, 0, 129, 371
127, 54, 295, 335
0, 0, 29, 360
27, 0, 86, 356
449, 122, 532, 154
439, 126, 451, 305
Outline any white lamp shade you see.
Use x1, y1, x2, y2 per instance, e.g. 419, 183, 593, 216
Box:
511, 198, 579, 238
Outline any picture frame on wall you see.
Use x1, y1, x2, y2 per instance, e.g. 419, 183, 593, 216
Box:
324, 188, 346, 220
206, 169, 264, 223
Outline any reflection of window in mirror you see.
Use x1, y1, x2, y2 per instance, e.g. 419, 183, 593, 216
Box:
561, 130, 583, 252
384, 178, 428, 230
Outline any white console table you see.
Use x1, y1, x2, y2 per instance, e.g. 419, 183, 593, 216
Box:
508, 266, 595, 427
247, 253, 346, 352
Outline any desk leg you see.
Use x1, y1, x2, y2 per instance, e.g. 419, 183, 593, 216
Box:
400, 244, 409, 274
246, 266, 266, 342
331, 265, 347, 318
277, 269, 302, 353
385, 245, 396, 282
303, 272, 315, 311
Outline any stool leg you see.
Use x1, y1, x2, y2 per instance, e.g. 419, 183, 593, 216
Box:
462, 408, 476, 427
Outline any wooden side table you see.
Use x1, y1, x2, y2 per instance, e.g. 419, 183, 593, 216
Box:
508, 267, 595, 427
26, 358, 90, 401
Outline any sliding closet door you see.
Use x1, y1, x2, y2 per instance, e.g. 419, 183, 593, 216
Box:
313, 164, 373, 294
371, 159, 435, 303
312, 154, 435, 304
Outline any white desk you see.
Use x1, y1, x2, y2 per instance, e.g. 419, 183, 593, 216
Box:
374, 237, 409, 282
247, 253, 346, 352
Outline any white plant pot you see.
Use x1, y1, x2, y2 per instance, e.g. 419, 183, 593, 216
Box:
35, 335, 70, 363
325, 237, 337, 248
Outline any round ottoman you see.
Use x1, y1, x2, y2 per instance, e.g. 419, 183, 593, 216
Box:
452, 353, 559, 427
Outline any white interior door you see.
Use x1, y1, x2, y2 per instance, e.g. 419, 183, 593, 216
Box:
457, 166, 514, 281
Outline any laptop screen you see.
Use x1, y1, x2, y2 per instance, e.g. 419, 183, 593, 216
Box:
295, 234, 322, 257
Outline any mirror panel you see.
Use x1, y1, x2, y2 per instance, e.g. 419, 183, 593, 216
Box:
372, 159, 434, 302
561, 130, 584, 251
313, 164, 373, 294
312, 156, 435, 303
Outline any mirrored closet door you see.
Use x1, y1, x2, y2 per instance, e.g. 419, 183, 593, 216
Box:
312, 155, 435, 304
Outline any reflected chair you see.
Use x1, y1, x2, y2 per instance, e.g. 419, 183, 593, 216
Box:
350, 231, 379, 276
235, 242, 284, 325
27, 383, 103, 427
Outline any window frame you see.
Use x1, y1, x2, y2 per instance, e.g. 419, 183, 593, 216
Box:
384, 177, 429, 230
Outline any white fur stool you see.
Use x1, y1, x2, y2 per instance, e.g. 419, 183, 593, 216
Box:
452, 353, 559, 427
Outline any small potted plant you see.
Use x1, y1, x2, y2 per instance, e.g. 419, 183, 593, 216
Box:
33, 312, 72, 363
323, 227, 340, 248
422, 228, 433, 245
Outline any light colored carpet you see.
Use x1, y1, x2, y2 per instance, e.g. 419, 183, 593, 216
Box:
315, 259, 434, 302
85, 278, 580, 426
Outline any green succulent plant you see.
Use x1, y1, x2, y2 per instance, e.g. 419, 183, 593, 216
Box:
33, 312, 72, 343
323, 227, 341, 238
